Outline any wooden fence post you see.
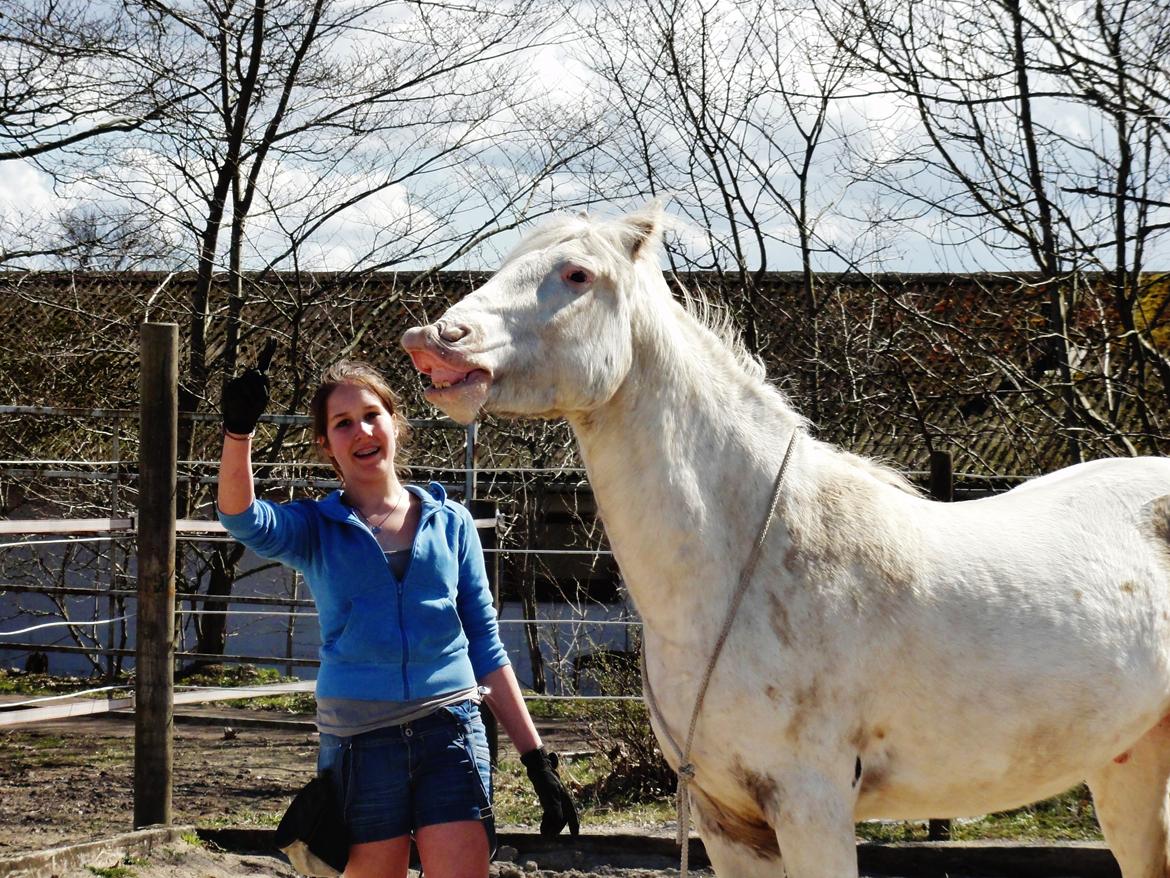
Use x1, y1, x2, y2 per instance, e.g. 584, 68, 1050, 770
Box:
929, 449, 954, 503
927, 448, 954, 842
134, 322, 178, 828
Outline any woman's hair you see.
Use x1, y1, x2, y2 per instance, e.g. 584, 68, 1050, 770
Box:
309, 360, 410, 478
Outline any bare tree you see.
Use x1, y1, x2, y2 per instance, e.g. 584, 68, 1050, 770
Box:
578, 0, 879, 431
0, 0, 180, 162
825, 0, 1170, 462
1, 0, 608, 665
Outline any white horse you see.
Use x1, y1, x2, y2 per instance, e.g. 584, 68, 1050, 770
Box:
402, 205, 1170, 878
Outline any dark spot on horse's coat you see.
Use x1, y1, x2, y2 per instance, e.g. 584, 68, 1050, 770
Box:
859, 760, 889, 794
764, 684, 781, 702
734, 761, 779, 816
785, 681, 823, 740
1073, 589, 1083, 602
786, 476, 919, 595
849, 726, 869, 752
874, 727, 886, 740
1142, 495, 1170, 570
1120, 581, 1137, 595
691, 786, 779, 860
767, 592, 793, 647
853, 757, 862, 787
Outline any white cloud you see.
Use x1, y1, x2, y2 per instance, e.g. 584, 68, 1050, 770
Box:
0, 160, 58, 221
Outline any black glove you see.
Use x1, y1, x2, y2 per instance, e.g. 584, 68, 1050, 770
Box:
520, 746, 579, 837
222, 339, 277, 435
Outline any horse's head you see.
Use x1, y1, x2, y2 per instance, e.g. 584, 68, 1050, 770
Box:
401, 204, 665, 424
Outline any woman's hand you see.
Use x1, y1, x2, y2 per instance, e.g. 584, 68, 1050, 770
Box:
520, 746, 579, 837
222, 338, 277, 436
218, 340, 277, 515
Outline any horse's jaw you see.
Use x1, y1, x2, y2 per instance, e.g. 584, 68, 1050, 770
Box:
422, 369, 492, 425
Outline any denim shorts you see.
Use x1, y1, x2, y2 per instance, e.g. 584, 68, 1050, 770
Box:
316, 699, 494, 848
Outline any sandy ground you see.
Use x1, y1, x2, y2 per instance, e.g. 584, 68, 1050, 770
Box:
16, 834, 714, 878
3, 706, 1074, 878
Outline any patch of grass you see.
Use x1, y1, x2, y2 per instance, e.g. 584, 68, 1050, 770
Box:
179, 831, 203, 847
86, 855, 147, 878
492, 751, 674, 830
0, 732, 129, 772
199, 808, 284, 829
523, 696, 594, 723
856, 785, 1102, 843
87, 866, 133, 878
25, 734, 68, 750
0, 668, 129, 698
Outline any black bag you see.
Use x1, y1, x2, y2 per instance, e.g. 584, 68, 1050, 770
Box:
274, 776, 349, 877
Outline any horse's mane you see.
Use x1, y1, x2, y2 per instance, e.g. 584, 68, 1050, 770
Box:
669, 274, 768, 383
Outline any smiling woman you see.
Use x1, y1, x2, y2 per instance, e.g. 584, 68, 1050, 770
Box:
215, 355, 578, 878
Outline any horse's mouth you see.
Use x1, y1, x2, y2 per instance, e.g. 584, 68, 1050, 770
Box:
402, 327, 494, 423
425, 367, 490, 396
422, 367, 492, 424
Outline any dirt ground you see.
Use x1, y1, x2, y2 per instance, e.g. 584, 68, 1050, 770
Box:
0, 708, 713, 878
0, 710, 325, 854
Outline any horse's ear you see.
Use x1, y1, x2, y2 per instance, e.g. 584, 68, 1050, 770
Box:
620, 202, 665, 262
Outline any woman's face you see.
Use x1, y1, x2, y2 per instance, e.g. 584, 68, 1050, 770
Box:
320, 382, 398, 485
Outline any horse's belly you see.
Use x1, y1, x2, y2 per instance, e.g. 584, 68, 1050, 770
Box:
854, 768, 1087, 821
853, 698, 1170, 821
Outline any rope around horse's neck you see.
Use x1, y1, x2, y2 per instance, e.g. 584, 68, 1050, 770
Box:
641, 429, 798, 878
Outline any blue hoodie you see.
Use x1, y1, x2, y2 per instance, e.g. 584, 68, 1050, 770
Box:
218, 482, 509, 702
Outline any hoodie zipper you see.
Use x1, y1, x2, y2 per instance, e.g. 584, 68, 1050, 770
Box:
397, 575, 409, 698
348, 495, 438, 701
395, 507, 431, 700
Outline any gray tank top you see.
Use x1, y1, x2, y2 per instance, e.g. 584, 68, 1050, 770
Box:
316, 686, 482, 737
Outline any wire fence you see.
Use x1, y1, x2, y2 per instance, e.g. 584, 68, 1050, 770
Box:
0, 402, 1030, 724
0, 403, 646, 714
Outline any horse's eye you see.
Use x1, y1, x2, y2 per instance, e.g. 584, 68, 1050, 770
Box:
561, 264, 594, 288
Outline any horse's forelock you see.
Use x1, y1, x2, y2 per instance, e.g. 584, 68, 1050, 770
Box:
502, 210, 663, 283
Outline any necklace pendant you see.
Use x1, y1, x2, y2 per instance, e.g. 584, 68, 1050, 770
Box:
371, 526, 382, 534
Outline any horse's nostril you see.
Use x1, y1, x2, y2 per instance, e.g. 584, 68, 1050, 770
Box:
438, 323, 471, 344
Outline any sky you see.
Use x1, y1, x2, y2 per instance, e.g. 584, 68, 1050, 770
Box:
2, 0, 1168, 276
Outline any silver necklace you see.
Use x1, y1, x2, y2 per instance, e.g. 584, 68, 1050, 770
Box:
358, 490, 406, 534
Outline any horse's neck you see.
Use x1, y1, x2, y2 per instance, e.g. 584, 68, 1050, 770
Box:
567, 312, 804, 632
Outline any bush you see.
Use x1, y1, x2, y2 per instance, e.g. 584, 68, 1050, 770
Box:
574, 648, 676, 803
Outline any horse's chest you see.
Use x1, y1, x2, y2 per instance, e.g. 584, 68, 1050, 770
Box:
641, 653, 840, 774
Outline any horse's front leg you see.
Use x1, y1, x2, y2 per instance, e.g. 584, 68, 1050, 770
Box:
770, 767, 859, 878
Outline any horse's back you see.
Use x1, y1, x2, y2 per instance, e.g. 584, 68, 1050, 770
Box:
993, 455, 1170, 503
932, 456, 1170, 549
